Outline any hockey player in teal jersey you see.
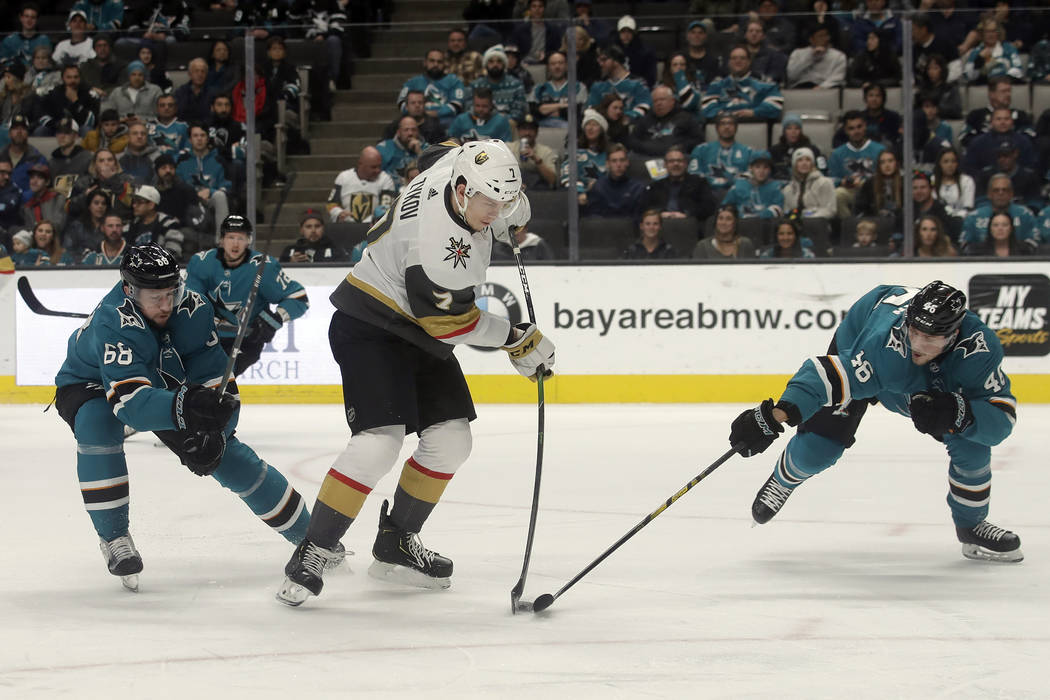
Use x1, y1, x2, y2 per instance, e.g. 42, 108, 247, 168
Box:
185, 215, 308, 377
729, 281, 1023, 562
55, 244, 316, 591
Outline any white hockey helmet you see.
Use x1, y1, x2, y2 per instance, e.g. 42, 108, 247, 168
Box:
451, 140, 522, 205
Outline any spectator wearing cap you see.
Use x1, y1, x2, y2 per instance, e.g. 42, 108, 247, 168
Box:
175, 58, 219, 125
468, 45, 527, 125
721, 150, 784, 219
449, 87, 513, 143
510, 114, 557, 189
581, 143, 644, 219
638, 145, 717, 222
34, 64, 99, 137
119, 121, 161, 185
787, 24, 847, 89
397, 49, 466, 130
510, 0, 564, 67
52, 10, 97, 66
572, 0, 610, 44
8, 228, 48, 266
683, 20, 724, 94
21, 162, 67, 233
628, 85, 703, 158
103, 60, 163, 124
176, 123, 231, 241
1, 115, 48, 202
0, 3, 51, 67
611, 15, 657, 89
153, 152, 205, 234
78, 34, 125, 97
781, 147, 837, 219
587, 45, 652, 122
963, 108, 1037, 177
503, 44, 534, 96
0, 63, 31, 126
70, 0, 124, 33
126, 184, 184, 258
327, 146, 396, 225
741, 0, 797, 55
701, 45, 783, 122
530, 50, 587, 128
770, 113, 828, 182
560, 108, 609, 192
742, 19, 787, 85
975, 141, 1042, 211
688, 112, 753, 199
82, 109, 129, 154
0, 156, 25, 230
280, 209, 349, 263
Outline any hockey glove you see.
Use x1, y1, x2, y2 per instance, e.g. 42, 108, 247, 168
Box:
502, 323, 555, 381
490, 193, 532, 244
172, 384, 238, 433
245, 308, 284, 346
181, 430, 227, 476
729, 398, 784, 457
909, 391, 974, 437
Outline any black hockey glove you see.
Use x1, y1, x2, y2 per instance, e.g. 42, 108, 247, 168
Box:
172, 384, 238, 433
909, 391, 974, 437
180, 430, 227, 476
245, 309, 283, 346
729, 398, 784, 457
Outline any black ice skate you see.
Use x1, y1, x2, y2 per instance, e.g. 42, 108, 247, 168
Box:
367, 500, 452, 590
276, 539, 346, 607
956, 521, 1023, 562
99, 534, 143, 592
751, 473, 797, 525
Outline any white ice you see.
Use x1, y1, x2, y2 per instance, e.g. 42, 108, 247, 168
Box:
1, 402, 1046, 699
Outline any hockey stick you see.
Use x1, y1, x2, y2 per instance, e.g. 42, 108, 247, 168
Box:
508, 228, 547, 615
525, 444, 742, 614
17, 276, 89, 318
217, 252, 267, 396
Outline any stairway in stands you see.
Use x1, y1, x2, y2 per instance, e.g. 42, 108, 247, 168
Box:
260, 0, 460, 255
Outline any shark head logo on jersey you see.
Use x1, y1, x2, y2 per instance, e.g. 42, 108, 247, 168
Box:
954, 330, 990, 358
178, 290, 205, 318
886, 321, 907, 358
116, 298, 145, 330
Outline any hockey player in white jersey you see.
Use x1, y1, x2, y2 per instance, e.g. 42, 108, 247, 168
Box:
277, 139, 555, 606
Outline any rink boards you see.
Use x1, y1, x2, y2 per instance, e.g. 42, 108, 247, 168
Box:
2, 261, 1048, 403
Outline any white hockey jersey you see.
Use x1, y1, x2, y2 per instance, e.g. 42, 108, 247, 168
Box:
326, 167, 397, 224
329, 144, 515, 358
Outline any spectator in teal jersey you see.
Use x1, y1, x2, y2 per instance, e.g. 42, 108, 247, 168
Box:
448, 87, 512, 143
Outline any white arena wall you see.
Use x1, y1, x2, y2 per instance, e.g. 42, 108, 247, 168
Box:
2, 261, 1047, 404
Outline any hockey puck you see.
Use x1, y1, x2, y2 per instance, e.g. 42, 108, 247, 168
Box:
531, 593, 555, 612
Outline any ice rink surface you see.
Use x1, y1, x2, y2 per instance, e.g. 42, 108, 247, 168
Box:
1, 401, 1046, 699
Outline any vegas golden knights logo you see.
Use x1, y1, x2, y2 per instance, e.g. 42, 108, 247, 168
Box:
474, 151, 489, 165
350, 192, 375, 222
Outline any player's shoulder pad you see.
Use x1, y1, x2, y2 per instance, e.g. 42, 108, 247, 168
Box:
418, 142, 461, 173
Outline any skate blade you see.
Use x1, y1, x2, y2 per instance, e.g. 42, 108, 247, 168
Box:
121, 574, 140, 592
961, 543, 1024, 563
275, 578, 313, 606
367, 560, 451, 590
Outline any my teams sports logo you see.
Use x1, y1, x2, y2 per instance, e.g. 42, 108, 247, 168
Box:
469, 282, 522, 352
968, 274, 1049, 356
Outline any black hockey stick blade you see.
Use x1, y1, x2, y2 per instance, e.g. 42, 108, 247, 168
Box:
527, 445, 742, 614
17, 276, 89, 318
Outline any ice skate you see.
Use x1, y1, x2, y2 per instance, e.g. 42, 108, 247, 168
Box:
751, 473, 797, 525
276, 539, 345, 606
367, 500, 452, 590
957, 521, 1023, 562
99, 534, 143, 592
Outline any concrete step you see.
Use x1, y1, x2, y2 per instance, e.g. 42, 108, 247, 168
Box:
264, 201, 329, 226
311, 119, 389, 138
262, 187, 330, 205
289, 154, 359, 171
377, 26, 460, 43
333, 88, 400, 102
264, 171, 341, 190
355, 57, 422, 75
349, 74, 417, 92
373, 37, 455, 58
308, 135, 380, 155
331, 104, 399, 120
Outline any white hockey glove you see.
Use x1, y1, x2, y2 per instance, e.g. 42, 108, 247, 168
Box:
490, 193, 532, 244
502, 323, 555, 381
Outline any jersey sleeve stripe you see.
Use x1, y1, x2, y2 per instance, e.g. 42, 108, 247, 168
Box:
347, 274, 417, 322
421, 308, 482, 339
988, 397, 1017, 418
105, 377, 152, 400
814, 355, 848, 406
